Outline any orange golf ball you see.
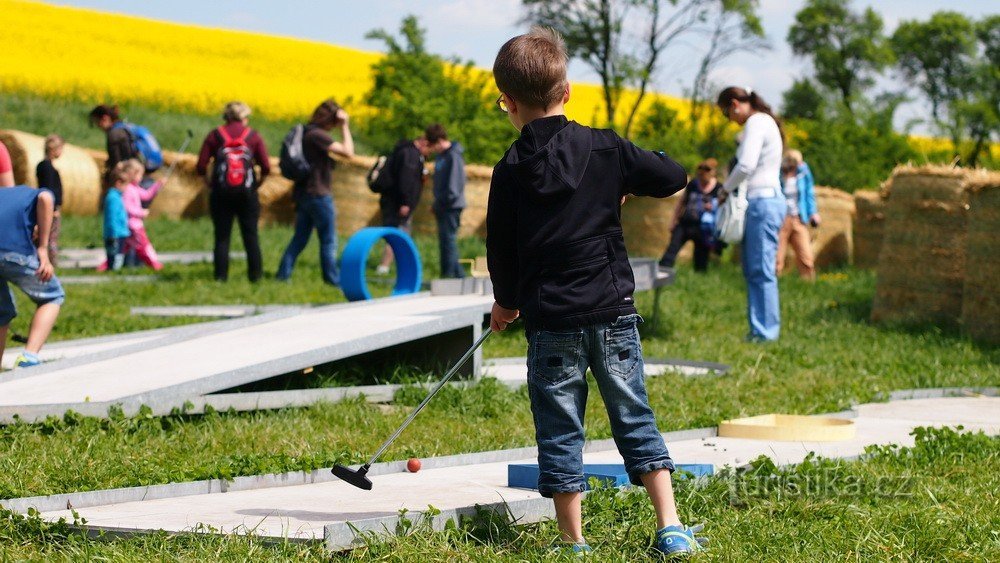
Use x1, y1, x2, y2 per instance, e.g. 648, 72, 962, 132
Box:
407, 458, 421, 473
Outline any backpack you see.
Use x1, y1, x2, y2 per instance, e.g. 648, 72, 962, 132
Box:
212, 127, 256, 191
366, 153, 394, 194
114, 122, 163, 172
279, 124, 311, 182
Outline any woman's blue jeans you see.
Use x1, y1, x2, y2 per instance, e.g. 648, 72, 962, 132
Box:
277, 194, 339, 285
742, 195, 787, 340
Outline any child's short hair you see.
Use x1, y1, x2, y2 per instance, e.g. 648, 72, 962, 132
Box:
784, 149, 803, 165
122, 158, 144, 177
424, 123, 448, 144
44, 134, 64, 157
493, 27, 568, 110
111, 162, 131, 184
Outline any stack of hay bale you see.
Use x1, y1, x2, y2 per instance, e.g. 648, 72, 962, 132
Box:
0, 129, 102, 215
852, 190, 885, 268
872, 165, 1000, 338
962, 174, 1000, 344
620, 192, 685, 259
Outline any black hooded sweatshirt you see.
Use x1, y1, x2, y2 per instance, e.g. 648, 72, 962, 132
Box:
486, 116, 687, 330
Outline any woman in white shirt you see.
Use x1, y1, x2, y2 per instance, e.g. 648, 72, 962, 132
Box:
717, 86, 787, 341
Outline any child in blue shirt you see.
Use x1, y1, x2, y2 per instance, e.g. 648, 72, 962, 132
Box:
102, 165, 131, 271
0, 180, 64, 368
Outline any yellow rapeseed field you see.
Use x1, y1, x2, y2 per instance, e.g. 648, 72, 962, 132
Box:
1, 0, 684, 124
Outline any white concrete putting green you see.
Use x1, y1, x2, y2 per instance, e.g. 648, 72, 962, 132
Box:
0, 294, 492, 422
8, 395, 996, 552
482, 357, 727, 385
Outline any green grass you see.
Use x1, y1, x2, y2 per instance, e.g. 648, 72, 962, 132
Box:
0, 91, 376, 159
2, 426, 997, 561
1, 216, 997, 560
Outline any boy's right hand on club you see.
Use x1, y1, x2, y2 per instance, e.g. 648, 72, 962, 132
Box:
490, 302, 519, 332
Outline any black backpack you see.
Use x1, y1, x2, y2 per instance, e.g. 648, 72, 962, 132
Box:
212, 127, 256, 191
279, 124, 311, 182
366, 153, 395, 194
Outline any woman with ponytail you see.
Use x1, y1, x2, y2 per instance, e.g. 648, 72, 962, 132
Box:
717, 86, 786, 341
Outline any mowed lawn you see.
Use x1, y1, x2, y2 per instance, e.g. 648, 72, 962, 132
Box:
1, 216, 997, 561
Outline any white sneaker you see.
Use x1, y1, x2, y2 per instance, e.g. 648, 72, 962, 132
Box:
376, 265, 390, 275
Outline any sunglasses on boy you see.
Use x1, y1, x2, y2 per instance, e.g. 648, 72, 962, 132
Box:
496, 94, 509, 114
697, 165, 714, 172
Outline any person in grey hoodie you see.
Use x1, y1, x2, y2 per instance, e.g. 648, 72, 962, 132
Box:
428, 124, 467, 278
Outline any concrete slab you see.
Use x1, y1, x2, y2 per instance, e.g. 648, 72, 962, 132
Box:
130, 305, 303, 318
482, 357, 727, 385
60, 275, 158, 285
59, 249, 243, 270
0, 294, 493, 422
17, 396, 998, 550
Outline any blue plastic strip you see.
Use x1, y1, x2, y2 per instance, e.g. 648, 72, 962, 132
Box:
339, 227, 422, 302
507, 463, 714, 490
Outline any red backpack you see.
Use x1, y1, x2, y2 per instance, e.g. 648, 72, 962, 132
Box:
212, 127, 256, 191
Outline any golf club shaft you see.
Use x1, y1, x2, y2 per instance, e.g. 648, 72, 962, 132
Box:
365, 328, 492, 467
159, 133, 194, 186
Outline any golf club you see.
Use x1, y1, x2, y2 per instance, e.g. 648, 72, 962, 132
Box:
158, 129, 195, 186
332, 327, 493, 490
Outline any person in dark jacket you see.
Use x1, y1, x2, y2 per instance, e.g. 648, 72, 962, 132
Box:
428, 124, 466, 278
89, 104, 137, 188
35, 135, 64, 265
196, 101, 271, 282
657, 158, 722, 273
376, 135, 433, 274
487, 27, 704, 558
276, 99, 355, 285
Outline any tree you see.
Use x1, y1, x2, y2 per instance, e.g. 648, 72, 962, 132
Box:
522, 0, 765, 137
362, 16, 514, 164
782, 78, 826, 121
891, 12, 999, 165
787, 0, 894, 112
687, 0, 769, 128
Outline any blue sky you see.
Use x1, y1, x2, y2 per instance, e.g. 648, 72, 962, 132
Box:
48, 0, 997, 132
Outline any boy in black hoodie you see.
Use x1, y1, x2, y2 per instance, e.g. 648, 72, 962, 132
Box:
487, 28, 705, 556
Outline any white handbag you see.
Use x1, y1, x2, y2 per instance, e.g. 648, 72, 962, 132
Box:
715, 181, 748, 244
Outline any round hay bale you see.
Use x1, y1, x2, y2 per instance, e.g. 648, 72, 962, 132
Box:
621, 192, 685, 259
853, 190, 884, 269
811, 186, 855, 269
0, 129, 102, 216
148, 151, 208, 219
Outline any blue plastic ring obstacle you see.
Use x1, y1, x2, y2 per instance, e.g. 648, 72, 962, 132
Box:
340, 227, 422, 302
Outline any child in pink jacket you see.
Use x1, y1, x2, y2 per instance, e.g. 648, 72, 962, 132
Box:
122, 159, 163, 270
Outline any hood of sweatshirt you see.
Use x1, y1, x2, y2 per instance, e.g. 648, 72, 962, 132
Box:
504, 116, 592, 203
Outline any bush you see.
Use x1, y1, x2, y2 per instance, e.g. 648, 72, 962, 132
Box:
356, 16, 515, 165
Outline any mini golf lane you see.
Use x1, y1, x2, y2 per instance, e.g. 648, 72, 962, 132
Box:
0, 294, 492, 422
25, 396, 1000, 551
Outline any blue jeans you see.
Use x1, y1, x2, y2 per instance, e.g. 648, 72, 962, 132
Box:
742, 196, 787, 341
435, 208, 464, 278
526, 314, 674, 497
1, 253, 66, 325
277, 194, 339, 285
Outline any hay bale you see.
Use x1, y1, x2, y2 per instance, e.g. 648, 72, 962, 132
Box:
811, 186, 855, 268
148, 151, 208, 218
871, 165, 991, 328
962, 176, 1000, 344
0, 129, 102, 215
853, 190, 884, 269
620, 192, 685, 259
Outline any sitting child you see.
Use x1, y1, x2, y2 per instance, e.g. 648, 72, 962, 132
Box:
121, 159, 163, 270
102, 164, 131, 271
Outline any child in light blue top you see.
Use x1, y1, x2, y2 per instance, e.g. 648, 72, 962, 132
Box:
103, 166, 131, 271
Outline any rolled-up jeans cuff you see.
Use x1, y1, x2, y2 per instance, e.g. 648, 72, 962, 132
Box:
538, 482, 586, 499
628, 459, 676, 486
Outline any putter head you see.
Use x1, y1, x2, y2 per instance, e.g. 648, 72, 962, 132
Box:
332, 464, 373, 490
